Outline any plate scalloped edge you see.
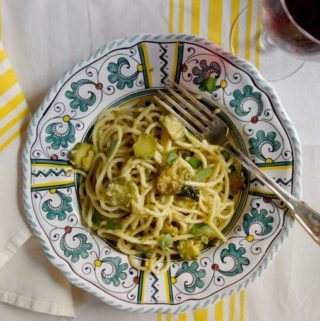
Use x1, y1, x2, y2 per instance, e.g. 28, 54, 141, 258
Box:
22, 33, 302, 314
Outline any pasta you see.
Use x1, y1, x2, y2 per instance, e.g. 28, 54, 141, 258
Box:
71, 97, 242, 274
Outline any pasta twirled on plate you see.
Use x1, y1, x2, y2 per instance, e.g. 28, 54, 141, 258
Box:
70, 98, 243, 274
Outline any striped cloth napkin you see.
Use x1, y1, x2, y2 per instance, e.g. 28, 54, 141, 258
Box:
0, 1, 264, 320
0, 2, 75, 318
0, 33, 32, 266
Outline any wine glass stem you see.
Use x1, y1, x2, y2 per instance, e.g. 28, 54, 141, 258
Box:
261, 30, 277, 51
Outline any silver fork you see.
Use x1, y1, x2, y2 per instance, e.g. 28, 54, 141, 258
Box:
154, 81, 320, 245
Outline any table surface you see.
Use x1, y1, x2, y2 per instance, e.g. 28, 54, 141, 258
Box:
2, 1, 320, 320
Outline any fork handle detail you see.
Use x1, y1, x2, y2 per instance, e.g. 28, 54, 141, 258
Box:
225, 142, 320, 245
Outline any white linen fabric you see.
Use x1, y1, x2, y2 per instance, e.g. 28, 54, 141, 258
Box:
0, 237, 74, 317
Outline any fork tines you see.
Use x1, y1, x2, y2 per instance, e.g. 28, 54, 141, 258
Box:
154, 81, 219, 137
168, 80, 218, 120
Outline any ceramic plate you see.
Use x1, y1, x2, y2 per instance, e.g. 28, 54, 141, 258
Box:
23, 34, 301, 313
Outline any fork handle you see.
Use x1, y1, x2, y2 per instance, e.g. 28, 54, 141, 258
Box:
225, 142, 320, 245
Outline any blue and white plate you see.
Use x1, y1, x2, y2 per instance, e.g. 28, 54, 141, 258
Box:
23, 34, 301, 313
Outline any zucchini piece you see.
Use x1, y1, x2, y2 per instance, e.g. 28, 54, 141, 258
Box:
177, 239, 203, 260
160, 115, 184, 140
105, 177, 135, 206
191, 223, 214, 238
159, 234, 173, 250
70, 142, 95, 172
133, 134, 157, 159
167, 150, 178, 165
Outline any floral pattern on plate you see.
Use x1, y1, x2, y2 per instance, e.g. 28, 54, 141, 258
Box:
23, 34, 301, 313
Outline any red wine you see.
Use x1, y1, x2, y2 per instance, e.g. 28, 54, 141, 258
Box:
262, 0, 320, 58
285, 0, 320, 41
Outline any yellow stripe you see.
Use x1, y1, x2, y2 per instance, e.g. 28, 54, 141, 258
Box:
215, 300, 224, 321
32, 163, 73, 169
260, 165, 293, 170
230, 0, 241, 54
164, 272, 170, 303
240, 290, 245, 321
245, 0, 253, 61
164, 272, 171, 304
0, 50, 8, 63
207, 0, 223, 46
255, 13, 262, 69
0, 92, 25, 120
178, 313, 187, 321
0, 68, 18, 95
31, 180, 74, 189
141, 43, 152, 88
0, 107, 29, 137
157, 314, 163, 321
169, 0, 174, 33
171, 42, 179, 80
0, 120, 29, 152
191, 0, 201, 36
249, 189, 275, 196
194, 308, 208, 321
179, 0, 185, 33
230, 293, 236, 321
167, 315, 173, 321
140, 270, 147, 303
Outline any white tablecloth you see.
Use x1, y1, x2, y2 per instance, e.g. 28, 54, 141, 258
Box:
1, 0, 320, 320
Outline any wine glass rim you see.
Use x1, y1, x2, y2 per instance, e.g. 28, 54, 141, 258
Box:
280, 0, 320, 45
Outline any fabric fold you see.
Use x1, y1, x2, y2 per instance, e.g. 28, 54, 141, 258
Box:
0, 41, 32, 267
0, 37, 75, 318
0, 236, 75, 317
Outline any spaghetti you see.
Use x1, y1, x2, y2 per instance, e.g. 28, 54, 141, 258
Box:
71, 97, 241, 274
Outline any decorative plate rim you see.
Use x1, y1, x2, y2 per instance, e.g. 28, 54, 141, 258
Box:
22, 33, 302, 314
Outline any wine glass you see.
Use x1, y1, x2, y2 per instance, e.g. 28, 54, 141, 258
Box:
230, 0, 320, 81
